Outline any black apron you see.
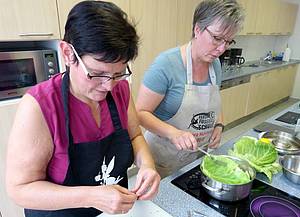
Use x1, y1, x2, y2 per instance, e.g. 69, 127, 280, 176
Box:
25, 72, 134, 217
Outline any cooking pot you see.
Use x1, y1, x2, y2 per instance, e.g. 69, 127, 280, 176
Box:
259, 131, 300, 155
279, 155, 300, 185
200, 155, 256, 202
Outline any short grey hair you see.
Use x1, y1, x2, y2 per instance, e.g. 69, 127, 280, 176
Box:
192, 0, 244, 37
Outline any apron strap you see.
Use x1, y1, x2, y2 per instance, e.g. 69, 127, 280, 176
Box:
106, 92, 122, 131
61, 71, 74, 146
186, 41, 217, 85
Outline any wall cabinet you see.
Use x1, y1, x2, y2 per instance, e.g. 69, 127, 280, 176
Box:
238, 0, 298, 35
0, 0, 60, 41
221, 82, 250, 125
0, 101, 24, 217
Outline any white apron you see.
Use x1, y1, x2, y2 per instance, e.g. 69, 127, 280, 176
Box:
144, 42, 221, 178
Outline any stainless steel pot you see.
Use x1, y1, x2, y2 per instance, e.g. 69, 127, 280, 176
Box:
279, 155, 300, 185
260, 131, 300, 155
200, 155, 256, 201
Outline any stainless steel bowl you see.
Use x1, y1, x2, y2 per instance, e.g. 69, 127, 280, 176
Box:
200, 155, 256, 201
279, 155, 300, 185
260, 131, 300, 155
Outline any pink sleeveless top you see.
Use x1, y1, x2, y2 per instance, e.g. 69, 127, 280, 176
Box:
27, 73, 130, 184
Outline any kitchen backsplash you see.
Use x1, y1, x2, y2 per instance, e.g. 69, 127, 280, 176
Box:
233, 35, 290, 62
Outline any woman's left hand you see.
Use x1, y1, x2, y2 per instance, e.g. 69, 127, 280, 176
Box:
208, 126, 223, 149
130, 166, 160, 200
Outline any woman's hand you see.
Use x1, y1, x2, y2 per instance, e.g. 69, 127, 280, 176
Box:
208, 126, 223, 149
168, 129, 198, 150
131, 165, 160, 200
91, 185, 137, 214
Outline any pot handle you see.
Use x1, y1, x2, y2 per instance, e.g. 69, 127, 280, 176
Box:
201, 181, 222, 192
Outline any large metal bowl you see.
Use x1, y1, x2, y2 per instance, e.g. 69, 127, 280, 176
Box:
260, 131, 300, 155
279, 155, 300, 185
200, 155, 256, 201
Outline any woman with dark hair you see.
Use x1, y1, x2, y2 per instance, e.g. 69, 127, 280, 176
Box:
6, 1, 160, 216
136, 0, 244, 178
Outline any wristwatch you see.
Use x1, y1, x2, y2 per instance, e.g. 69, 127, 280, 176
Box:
214, 123, 225, 132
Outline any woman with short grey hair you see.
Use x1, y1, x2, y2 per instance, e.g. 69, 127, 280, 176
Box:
136, 0, 244, 178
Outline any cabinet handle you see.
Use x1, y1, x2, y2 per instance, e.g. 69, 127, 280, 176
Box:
19, 32, 54, 36
246, 32, 255, 35
256, 32, 262, 35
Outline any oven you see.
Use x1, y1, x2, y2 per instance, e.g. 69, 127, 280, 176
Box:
0, 49, 59, 100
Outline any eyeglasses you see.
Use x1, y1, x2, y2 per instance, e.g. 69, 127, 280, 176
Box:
205, 27, 236, 47
69, 44, 132, 83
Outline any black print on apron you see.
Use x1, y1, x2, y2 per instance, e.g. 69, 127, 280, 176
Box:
188, 111, 216, 130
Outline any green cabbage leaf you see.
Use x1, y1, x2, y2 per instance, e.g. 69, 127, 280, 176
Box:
200, 155, 251, 185
228, 136, 281, 181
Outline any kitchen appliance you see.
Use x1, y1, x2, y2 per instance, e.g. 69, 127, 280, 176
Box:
171, 165, 300, 217
276, 111, 300, 125
0, 49, 59, 100
200, 155, 256, 201
260, 131, 300, 155
230, 48, 245, 66
279, 155, 300, 185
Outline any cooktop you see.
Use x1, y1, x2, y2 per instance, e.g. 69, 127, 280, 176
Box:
171, 165, 300, 217
275, 111, 300, 125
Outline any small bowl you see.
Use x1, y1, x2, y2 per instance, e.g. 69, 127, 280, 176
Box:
279, 155, 300, 185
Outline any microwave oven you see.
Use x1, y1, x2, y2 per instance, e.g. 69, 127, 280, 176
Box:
0, 49, 59, 101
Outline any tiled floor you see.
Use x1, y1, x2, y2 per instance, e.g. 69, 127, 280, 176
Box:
129, 98, 299, 187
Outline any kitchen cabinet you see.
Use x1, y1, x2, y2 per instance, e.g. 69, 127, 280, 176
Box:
221, 82, 250, 125
130, 0, 178, 99
0, 100, 24, 217
176, 0, 202, 46
278, 2, 299, 35
239, 0, 298, 35
0, 0, 60, 41
56, 0, 129, 38
238, 0, 258, 35
246, 65, 298, 115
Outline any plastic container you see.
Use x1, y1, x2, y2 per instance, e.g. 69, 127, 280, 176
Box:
283, 46, 291, 62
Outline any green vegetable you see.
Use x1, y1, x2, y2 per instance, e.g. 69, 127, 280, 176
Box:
228, 136, 281, 181
200, 155, 251, 185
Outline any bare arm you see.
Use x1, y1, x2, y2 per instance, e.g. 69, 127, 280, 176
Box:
6, 94, 136, 213
126, 93, 160, 199
135, 85, 197, 150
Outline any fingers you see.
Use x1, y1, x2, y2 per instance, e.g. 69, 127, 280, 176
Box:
96, 185, 137, 214
208, 128, 222, 149
131, 167, 160, 200
171, 130, 197, 150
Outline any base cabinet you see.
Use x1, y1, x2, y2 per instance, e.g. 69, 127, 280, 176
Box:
222, 64, 298, 125
221, 82, 250, 125
0, 101, 24, 217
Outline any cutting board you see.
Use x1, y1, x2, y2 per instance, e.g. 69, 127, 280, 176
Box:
99, 200, 173, 217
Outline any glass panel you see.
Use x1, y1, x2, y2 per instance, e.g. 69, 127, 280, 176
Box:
0, 58, 37, 91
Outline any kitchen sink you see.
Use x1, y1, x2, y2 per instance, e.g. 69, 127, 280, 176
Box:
259, 60, 284, 66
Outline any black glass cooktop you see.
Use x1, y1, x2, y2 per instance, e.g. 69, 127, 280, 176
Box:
171, 165, 300, 217
275, 111, 300, 125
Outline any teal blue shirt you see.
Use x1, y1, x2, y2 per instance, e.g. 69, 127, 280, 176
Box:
143, 47, 222, 121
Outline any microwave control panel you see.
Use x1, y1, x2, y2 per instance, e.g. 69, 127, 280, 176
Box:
43, 52, 59, 78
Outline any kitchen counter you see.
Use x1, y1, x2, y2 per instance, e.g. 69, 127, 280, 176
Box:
222, 59, 300, 82
152, 101, 300, 217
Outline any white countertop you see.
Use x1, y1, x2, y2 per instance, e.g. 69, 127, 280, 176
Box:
99, 200, 173, 217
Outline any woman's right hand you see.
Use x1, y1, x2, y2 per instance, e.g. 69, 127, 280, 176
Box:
168, 129, 197, 151
91, 185, 137, 214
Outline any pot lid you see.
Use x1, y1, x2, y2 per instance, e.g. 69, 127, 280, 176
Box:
250, 195, 300, 217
